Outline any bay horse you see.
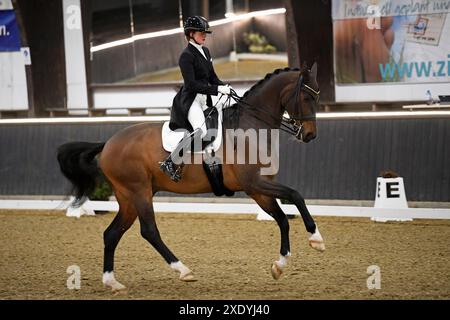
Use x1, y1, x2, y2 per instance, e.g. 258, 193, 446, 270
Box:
57, 63, 325, 293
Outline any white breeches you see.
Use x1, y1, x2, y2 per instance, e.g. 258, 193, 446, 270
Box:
187, 94, 208, 138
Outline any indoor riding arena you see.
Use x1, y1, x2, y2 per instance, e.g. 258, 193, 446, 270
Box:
1, 0, 449, 303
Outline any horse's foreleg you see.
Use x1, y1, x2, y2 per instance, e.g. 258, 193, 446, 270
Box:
286, 188, 325, 252
251, 194, 290, 280
251, 179, 325, 252
102, 196, 137, 293
136, 194, 197, 282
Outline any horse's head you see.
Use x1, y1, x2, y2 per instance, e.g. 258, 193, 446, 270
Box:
282, 62, 320, 143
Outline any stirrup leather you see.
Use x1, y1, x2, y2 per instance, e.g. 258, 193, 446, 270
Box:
159, 128, 203, 182
159, 157, 183, 182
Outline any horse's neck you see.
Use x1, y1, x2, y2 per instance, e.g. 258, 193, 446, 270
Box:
237, 73, 294, 128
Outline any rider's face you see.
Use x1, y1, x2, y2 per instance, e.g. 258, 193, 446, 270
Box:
192, 31, 207, 45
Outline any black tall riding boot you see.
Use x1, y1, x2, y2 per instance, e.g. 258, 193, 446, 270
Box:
159, 129, 203, 182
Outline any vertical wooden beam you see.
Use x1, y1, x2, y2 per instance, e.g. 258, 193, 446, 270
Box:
80, 0, 93, 110
202, 0, 209, 20
285, 0, 335, 103
284, 0, 300, 68
17, 0, 67, 116
11, 0, 35, 117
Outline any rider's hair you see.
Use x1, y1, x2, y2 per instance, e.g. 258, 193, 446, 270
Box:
185, 31, 193, 42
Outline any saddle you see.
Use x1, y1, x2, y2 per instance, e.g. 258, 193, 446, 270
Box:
161, 106, 235, 197
162, 106, 222, 154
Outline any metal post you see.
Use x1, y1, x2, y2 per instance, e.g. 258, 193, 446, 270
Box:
129, 0, 137, 76
178, 0, 183, 28
226, 0, 234, 13
226, 0, 237, 63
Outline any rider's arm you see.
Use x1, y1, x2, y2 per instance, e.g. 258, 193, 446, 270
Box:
179, 51, 219, 95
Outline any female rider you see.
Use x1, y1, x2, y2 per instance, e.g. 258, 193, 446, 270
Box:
159, 16, 232, 182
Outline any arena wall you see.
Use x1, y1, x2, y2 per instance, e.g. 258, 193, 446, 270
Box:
0, 117, 448, 202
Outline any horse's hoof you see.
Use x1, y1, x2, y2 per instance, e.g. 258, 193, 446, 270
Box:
104, 282, 127, 295
309, 229, 326, 252
309, 240, 326, 252
111, 286, 128, 295
180, 271, 197, 282
271, 262, 283, 280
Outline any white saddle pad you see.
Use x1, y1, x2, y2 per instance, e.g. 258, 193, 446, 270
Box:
162, 108, 223, 154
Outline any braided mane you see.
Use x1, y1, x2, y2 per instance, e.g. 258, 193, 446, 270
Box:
242, 67, 301, 98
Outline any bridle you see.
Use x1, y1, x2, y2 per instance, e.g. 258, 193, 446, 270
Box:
222, 73, 320, 139
279, 75, 320, 138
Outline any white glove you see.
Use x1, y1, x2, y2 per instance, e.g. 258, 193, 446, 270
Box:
226, 84, 235, 93
218, 85, 231, 95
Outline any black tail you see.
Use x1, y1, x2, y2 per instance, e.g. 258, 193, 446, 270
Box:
57, 142, 106, 206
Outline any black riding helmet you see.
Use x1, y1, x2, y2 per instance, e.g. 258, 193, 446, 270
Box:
184, 16, 212, 35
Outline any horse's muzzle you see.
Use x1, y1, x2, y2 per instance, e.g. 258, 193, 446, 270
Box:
302, 131, 316, 143
296, 121, 317, 143
295, 124, 316, 143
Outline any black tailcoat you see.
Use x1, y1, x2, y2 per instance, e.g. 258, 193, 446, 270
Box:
169, 43, 224, 132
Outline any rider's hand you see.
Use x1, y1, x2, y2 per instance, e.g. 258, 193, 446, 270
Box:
218, 85, 231, 95
226, 84, 235, 94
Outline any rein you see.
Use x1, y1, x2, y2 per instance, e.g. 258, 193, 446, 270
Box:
219, 74, 320, 139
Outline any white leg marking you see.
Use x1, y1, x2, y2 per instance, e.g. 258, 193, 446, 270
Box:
102, 271, 126, 292
170, 261, 197, 282
275, 252, 291, 269
271, 252, 290, 280
309, 226, 326, 252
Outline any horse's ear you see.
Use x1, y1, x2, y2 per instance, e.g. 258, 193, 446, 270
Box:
301, 61, 308, 72
300, 61, 309, 78
310, 62, 318, 79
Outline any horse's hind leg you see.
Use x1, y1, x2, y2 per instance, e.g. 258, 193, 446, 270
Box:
135, 191, 196, 282
102, 193, 137, 293
251, 194, 290, 280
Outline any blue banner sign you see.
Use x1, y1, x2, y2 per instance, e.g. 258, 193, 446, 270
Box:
0, 10, 21, 52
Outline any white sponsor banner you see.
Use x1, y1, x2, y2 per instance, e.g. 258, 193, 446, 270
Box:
335, 82, 450, 102
0, 51, 28, 110
0, 0, 13, 11
21, 47, 31, 65
333, 0, 450, 20
333, 0, 450, 102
